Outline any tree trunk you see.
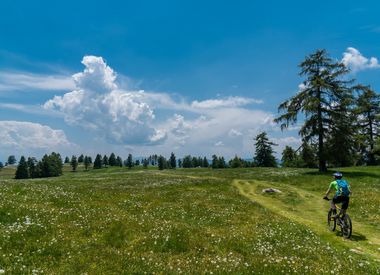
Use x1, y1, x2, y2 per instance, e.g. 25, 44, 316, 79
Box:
317, 89, 327, 172
368, 112, 375, 165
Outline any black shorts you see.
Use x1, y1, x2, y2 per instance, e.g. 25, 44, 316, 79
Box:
333, 196, 350, 210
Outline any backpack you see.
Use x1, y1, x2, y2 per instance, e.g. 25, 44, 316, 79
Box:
336, 180, 350, 197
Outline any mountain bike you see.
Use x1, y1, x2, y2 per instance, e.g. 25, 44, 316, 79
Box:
324, 197, 352, 239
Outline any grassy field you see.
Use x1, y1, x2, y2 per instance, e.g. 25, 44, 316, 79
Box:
0, 165, 379, 274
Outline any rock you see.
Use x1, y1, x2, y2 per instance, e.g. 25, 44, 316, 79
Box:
262, 188, 282, 193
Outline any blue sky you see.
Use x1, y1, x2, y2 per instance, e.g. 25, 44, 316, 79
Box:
1, 0, 380, 161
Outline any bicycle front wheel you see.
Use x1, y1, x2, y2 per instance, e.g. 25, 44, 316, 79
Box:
327, 210, 336, 231
341, 214, 352, 239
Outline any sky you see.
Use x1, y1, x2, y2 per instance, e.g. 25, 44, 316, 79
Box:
1, 0, 380, 161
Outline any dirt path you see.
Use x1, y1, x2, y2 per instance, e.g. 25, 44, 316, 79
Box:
233, 179, 380, 262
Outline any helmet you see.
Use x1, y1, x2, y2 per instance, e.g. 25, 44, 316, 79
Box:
333, 172, 343, 178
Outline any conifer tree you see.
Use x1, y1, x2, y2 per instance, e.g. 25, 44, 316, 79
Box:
84, 156, 90, 171
109, 153, 116, 166
275, 49, 353, 171
116, 156, 123, 167
102, 155, 109, 167
126, 154, 133, 169
203, 157, 209, 168
158, 155, 166, 170
169, 152, 176, 169
71, 155, 78, 172
78, 154, 84, 163
93, 154, 103, 169
15, 156, 29, 179
253, 132, 277, 167
64, 156, 70, 163
211, 155, 219, 169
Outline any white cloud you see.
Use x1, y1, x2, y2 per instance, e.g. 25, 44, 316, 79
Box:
0, 121, 76, 158
44, 56, 164, 145
0, 71, 74, 92
191, 96, 262, 109
341, 47, 380, 72
228, 128, 243, 137
214, 141, 224, 147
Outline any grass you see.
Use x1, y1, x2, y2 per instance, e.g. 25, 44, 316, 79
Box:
0, 165, 379, 274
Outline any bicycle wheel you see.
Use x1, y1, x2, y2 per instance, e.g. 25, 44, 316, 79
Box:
327, 210, 336, 231
341, 214, 352, 239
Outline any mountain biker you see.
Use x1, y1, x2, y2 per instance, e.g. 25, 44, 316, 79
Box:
323, 172, 351, 218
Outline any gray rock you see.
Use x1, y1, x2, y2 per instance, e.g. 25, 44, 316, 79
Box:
262, 188, 282, 193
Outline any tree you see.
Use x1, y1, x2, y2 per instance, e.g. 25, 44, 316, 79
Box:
169, 152, 176, 169
354, 85, 380, 165
116, 156, 123, 167
103, 155, 109, 167
40, 152, 63, 177
143, 158, 149, 168
281, 146, 297, 167
202, 157, 209, 168
84, 156, 90, 171
253, 132, 277, 167
178, 159, 182, 168
182, 155, 192, 168
135, 159, 140, 166
64, 156, 70, 164
71, 155, 78, 172
27, 157, 38, 178
93, 154, 103, 169
7, 155, 16, 165
158, 155, 166, 170
15, 156, 29, 179
275, 49, 353, 171
109, 153, 117, 166
229, 155, 244, 168
300, 141, 317, 168
211, 155, 219, 169
78, 154, 84, 163
0, 162, 3, 169
126, 154, 133, 169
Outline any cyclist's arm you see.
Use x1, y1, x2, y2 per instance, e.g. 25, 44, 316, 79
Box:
324, 186, 332, 198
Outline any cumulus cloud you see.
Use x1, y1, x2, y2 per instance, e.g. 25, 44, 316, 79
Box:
44, 56, 164, 145
0, 121, 75, 157
0, 71, 74, 92
191, 96, 262, 109
341, 47, 380, 72
228, 128, 243, 137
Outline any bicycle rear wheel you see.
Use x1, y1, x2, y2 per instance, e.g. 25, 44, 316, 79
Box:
327, 210, 336, 231
341, 214, 352, 239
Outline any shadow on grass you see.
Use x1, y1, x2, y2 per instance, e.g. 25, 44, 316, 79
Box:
349, 232, 367, 242
303, 170, 379, 179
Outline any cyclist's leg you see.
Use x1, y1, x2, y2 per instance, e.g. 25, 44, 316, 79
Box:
341, 197, 349, 217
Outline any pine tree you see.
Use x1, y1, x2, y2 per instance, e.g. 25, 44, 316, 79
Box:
15, 156, 29, 179
71, 155, 78, 172
78, 154, 84, 163
116, 156, 123, 167
300, 142, 317, 168
169, 152, 176, 169
143, 158, 149, 168
178, 159, 182, 168
281, 146, 297, 167
253, 132, 277, 167
158, 155, 166, 170
109, 153, 116, 166
203, 157, 209, 168
7, 155, 16, 165
27, 157, 38, 178
182, 155, 192, 168
126, 154, 133, 169
211, 155, 219, 169
102, 155, 109, 167
354, 85, 380, 165
93, 154, 103, 169
64, 156, 70, 163
275, 49, 353, 171
84, 156, 90, 171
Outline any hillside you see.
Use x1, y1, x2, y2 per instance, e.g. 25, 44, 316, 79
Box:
0, 166, 379, 274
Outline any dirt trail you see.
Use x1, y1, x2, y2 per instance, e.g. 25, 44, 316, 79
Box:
233, 179, 380, 262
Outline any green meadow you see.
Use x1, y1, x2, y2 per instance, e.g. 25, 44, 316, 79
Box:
0, 166, 379, 274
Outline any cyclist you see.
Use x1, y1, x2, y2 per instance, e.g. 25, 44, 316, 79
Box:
323, 172, 351, 218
